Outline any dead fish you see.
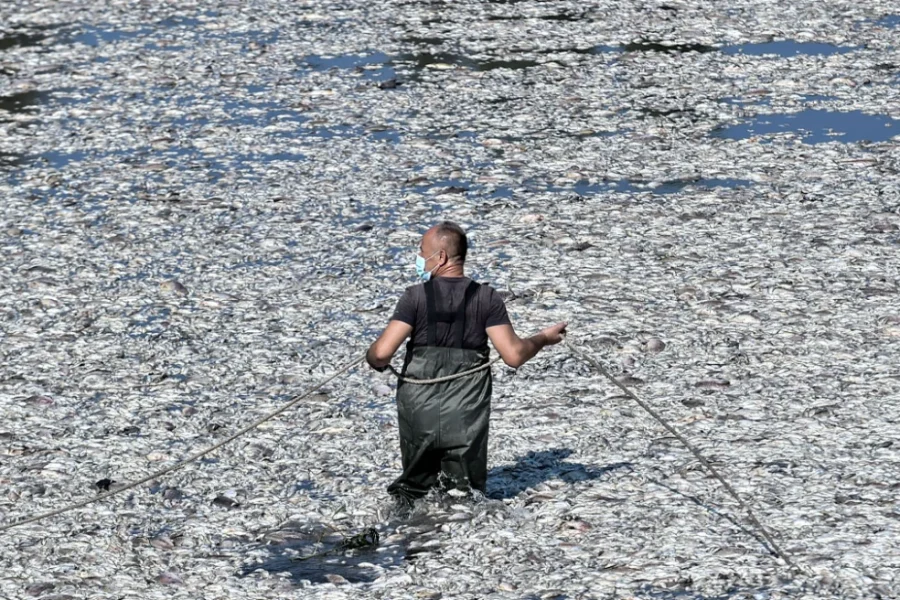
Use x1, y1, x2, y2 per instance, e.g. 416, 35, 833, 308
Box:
156, 571, 183, 585
163, 487, 185, 501
694, 379, 730, 390
24, 395, 54, 406
645, 338, 666, 353
25, 582, 55, 596
150, 535, 176, 551
212, 495, 240, 509
325, 573, 350, 585
160, 280, 188, 295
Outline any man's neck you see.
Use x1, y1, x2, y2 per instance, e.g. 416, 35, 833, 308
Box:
435, 265, 465, 278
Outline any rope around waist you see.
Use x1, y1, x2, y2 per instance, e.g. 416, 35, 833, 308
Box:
387, 355, 502, 384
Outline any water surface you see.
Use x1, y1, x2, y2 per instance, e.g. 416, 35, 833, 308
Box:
713, 110, 898, 143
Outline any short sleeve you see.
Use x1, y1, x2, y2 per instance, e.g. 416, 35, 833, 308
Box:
390, 286, 418, 326
484, 287, 511, 328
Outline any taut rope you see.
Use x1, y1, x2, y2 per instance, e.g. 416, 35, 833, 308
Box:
563, 338, 799, 572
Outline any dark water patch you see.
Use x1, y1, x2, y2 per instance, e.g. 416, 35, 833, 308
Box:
539, 13, 585, 22
369, 128, 401, 143
636, 107, 697, 119
721, 41, 857, 57
533, 44, 620, 56
483, 94, 521, 104
475, 58, 539, 71
241, 522, 403, 584
713, 110, 898, 143
487, 12, 584, 22
311, 124, 400, 142
0, 90, 52, 117
400, 35, 444, 46
394, 51, 539, 72
623, 40, 717, 54
0, 152, 25, 169
302, 51, 392, 70
0, 30, 50, 50
301, 50, 540, 81
875, 15, 900, 28
300, 51, 397, 81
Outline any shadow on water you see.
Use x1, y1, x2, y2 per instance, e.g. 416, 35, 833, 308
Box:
0, 90, 53, 118
397, 51, 540, 72
488, 12, 585, 22
300, 50, 541, 82
0, 29, 51, 50
399, 35, 444, 46
240, 522, 399, 584
0, 152, 25, 170
301, 51, 395, 78
546, 39, 858, 58
713, 110, 898, 143
622, 40, 717, 54
240, 506, 456, 585
487, 448, 632, 499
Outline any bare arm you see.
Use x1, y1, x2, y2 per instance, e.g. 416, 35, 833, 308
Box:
486, 322, 567, 369
366, 320, 413, 370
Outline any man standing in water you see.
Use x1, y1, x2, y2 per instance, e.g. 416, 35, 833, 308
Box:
367, 221, 567, 503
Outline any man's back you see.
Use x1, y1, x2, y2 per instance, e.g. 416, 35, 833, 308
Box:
391, 277, 510, 351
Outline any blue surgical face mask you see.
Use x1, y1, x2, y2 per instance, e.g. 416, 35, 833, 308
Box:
415, 250, 439, 282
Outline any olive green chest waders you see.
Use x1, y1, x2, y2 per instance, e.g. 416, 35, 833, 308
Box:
387, 279, 492, 502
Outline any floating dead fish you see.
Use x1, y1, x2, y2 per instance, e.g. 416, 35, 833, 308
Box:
24, 395, 54, 406
212, 495, 241, 509
645, 338, 666, 354
156, 571, 183, 585
160, 280, 188, 295
1, 2, 897, 599
694, 379, 731, 390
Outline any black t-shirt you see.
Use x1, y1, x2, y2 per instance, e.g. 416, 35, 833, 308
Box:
390, 277, 511, 350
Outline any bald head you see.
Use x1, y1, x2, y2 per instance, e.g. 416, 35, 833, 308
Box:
419, 221, 468, 278
426, 221, 467, 263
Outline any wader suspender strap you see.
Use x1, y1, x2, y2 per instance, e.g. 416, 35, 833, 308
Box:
423, 280, 481, 348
